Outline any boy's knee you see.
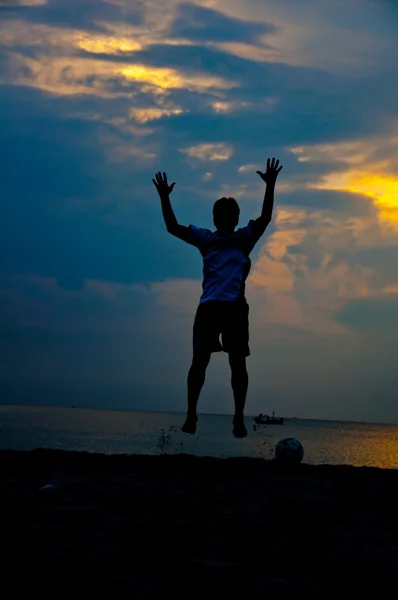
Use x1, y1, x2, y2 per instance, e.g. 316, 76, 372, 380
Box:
228, 353, 247, 371
191, 353, 211, 371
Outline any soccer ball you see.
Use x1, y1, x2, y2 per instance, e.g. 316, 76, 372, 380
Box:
275, 437, 304, 464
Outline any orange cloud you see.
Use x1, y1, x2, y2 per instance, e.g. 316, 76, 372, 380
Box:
249, 255, 294, 294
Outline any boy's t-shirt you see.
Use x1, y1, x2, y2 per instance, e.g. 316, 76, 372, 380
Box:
185, 220, 260, 304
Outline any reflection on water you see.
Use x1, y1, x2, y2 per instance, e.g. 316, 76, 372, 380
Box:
1, 405, 398, 468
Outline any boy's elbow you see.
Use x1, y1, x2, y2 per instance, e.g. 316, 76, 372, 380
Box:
166, 222, 182, 236
255, 216, 270, 234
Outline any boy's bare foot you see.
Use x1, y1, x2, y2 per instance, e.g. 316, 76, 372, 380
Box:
181, 414, 198, 434
233, 416, 247, 438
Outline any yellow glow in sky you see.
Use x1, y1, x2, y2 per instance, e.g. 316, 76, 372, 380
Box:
78, 36, 142, 54
119, 65, 234, 92
347, 173, 398, 206
119, 65, 182, 88
315, 171, 398, 227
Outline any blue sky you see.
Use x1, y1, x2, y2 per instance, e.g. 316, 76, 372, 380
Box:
1, 0, 398, 421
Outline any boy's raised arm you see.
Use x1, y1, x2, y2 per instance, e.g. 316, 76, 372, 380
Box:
152, 171, 190, 241
152, 171, 178, 232
253, 157, 283, 238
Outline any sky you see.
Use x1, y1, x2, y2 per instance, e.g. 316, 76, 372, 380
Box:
1, 0, 398, 422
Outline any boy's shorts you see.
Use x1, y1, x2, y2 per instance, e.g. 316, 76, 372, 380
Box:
193, 300, 250, 357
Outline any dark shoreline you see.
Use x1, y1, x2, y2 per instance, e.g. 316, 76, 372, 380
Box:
2, 449, 398, 598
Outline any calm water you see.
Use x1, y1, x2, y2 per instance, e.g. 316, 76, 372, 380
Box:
1, 405, 398, 468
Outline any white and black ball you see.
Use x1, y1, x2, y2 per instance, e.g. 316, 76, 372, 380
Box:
275, 437, 304, 464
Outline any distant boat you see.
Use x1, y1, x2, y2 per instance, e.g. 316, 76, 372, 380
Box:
253, 411, 284, 425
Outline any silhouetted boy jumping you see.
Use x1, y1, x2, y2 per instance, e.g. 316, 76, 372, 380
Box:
153, 157, 283, 438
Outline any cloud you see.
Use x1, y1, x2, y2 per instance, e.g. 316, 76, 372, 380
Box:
130, 106, 184, 123
206, 0, 398, 73
0, 0, 144, 32
0, 0, 46, 5
169, 3, 276, 44
0, 272, 201, 410
279, 189, 375, 217
301, 134, 398, 231
2, 51, 236, 98
333, 294, 398, 332
1, 0, 398, 420
180, 142, 233, 161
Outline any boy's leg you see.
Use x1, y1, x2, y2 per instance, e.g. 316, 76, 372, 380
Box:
182, 353, 211, 434
183, 301, 221, 434
228, 353, 248, 438
221, 301, 250, 437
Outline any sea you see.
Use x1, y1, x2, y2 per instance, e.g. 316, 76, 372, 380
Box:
1, 405, 398, 469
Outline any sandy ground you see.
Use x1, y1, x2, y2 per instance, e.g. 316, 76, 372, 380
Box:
2, 449, 398, 599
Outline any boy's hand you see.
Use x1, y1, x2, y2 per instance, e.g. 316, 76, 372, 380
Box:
256, 158, 283, 185
152, 171, 176, 197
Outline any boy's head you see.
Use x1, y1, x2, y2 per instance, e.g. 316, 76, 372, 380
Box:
213, 197, 240, 233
